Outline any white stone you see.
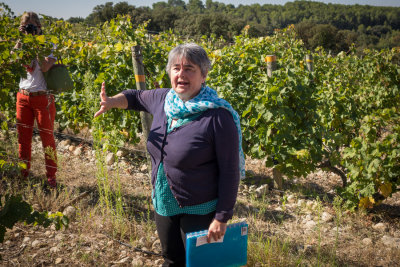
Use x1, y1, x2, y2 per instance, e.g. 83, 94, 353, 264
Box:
274, 206, 283, 211
297, 199, 305, 207
74, 147, 83, 156
321, 212, 334, 222
22, 237, 31, 243
140, 164, 148, 172
55, 258, 64, 264
138, 237, 146, 246
44, 231, 52, 237
255, 184, 269, 197
31, 240, 41, 248
120, 250, 127, 257
287, 194, 296, 203
117, 150, 128, 157
106, 153, 115, 165
373, 223, 387, 232
362, 238, 373, 245
63, 206, 76, 218
50, 246, 60, 253
117, 257, 131, 264
304, 220, 317, 230
60, 139, 71, 147
305, 214, 313, 221
306, 200, 314, 207
131, 258, 144, 266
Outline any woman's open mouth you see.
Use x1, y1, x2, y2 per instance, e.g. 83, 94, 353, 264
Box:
177, 81, 189, 86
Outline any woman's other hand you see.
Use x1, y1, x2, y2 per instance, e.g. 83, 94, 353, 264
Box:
207, 219, 227, 243
94, 82, 128, 118
94, 82, 111, 118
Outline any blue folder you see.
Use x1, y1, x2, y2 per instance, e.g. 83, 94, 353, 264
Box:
186, 221, 248, 267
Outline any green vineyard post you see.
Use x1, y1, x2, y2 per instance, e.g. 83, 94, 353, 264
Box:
305, 54, 314, 72
131, 45, 153, 176
265, 55, 283, 189
265, 55, 277, 77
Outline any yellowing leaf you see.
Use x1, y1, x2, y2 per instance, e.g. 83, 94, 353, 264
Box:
359, 197, 375, 209
50, 36, 58, 44
120, 129, 129, 138
114, 42, 124, 52
293, 149, 310, 160
379, 182, 392, 198
36, 35, 46, 44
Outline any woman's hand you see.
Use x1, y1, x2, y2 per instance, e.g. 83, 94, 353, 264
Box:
207, 219, 227, 243
94, 82, 128, 118
94, 82, 111, 118
40, 56, 56, 73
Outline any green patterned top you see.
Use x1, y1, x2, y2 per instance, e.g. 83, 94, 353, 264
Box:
152, 113, 218, 216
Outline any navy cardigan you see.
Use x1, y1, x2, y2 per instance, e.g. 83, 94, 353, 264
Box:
122, 88, 239, 223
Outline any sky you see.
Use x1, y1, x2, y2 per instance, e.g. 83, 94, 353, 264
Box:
2, 0, 400, 20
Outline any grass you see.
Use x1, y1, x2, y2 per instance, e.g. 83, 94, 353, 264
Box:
1, 127, 400, 266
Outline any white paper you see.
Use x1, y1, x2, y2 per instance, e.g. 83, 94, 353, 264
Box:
196, 235, 224, 247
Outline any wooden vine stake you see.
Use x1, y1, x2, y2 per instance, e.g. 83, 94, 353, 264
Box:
265, 54, 283, 189
305, 54, 314, 72
265, 55, 277, 77
131, 45, 153, 176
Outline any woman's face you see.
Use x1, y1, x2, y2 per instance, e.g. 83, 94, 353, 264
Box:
170, 57, 207, 101
21, 19, 40, 35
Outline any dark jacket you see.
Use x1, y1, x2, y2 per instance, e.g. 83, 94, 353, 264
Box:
122, 88, 239, 222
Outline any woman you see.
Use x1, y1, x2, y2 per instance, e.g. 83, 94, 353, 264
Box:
15, 12, 57, 188
95, 43, 245, 266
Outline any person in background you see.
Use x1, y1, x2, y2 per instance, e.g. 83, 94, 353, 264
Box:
94, 43, 245, 266
15, 12, 57, 188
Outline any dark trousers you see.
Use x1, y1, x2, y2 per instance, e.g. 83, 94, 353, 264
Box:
155, 211, 215, 267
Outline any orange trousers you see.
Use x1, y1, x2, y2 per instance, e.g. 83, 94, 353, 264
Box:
16, 92, 57, 185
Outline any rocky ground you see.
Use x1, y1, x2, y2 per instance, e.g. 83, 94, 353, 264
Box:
1, 132, 400, 266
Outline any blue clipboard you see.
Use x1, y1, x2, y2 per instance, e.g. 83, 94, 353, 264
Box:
186, 221, 248, 267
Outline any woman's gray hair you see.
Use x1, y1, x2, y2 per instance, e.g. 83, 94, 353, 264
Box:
166, 43, 212, 77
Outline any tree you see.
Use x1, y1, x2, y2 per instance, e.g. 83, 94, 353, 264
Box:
114, 1, 135, 16
85, 2, 115, 24
309, 24, 338, 51
187, 0, 205, 14
152, 8, 179, 32
130, 7, 153, 29
67, 17, 85, 24
0, 2, 14, 17
168, 0, 186, 8
336, 29, 358, 52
